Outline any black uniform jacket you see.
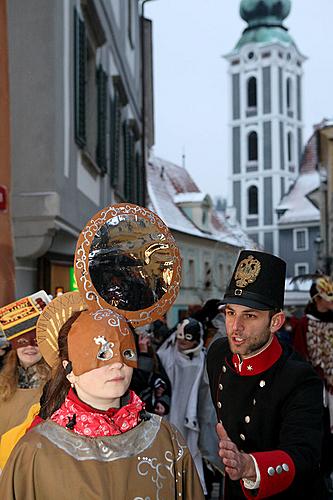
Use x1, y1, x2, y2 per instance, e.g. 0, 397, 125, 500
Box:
207, 337, 324, 499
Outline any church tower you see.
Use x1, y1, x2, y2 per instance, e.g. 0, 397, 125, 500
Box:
226, 0, 305, 253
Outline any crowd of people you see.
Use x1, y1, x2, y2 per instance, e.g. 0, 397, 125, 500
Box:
0, 203, 332, 499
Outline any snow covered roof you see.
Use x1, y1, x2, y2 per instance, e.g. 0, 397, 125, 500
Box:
277, 170, 320, 224
147, 156, 256, 249
173, 192, 210, 204
277, 127, 321, 225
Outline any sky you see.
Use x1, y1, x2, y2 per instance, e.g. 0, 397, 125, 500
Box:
145, 0, 333, 201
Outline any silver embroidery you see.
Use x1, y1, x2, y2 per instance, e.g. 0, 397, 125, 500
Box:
136, 425, 187, 500
35, 414, 161, 462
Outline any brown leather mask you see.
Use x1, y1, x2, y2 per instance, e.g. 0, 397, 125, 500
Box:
11, 329, 38, 349
68, 309, 137, 376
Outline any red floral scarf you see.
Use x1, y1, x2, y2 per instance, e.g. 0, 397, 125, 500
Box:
51, 388, 145, 437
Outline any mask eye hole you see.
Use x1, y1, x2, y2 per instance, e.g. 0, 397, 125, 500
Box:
185, 334, 192, 341
123, 349, 137, 361
17, 338, 28, 346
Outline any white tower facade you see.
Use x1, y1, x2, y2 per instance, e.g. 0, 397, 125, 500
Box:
226, 0, 305, 254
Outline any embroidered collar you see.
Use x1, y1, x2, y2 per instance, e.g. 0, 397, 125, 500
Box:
231, 335, 282, 376
50, 388, 145, 437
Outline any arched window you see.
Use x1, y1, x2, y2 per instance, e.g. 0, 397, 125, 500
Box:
247, 77, 257, 108
286, 77, 292, 109
287, 132, 293, 162
248, 185, 258, 215
248, 131, 258, 161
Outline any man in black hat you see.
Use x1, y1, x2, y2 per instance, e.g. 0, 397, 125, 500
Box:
207, 250, 324, 499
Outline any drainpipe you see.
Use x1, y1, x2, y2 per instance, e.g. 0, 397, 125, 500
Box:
0, 0, 15, 305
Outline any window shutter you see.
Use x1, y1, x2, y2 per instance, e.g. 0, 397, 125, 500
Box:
96, 66, 108, 174
110, 89, 121, 187
136, 152, 143, 205
74, 8, 86, 148
123, 121, 135, 201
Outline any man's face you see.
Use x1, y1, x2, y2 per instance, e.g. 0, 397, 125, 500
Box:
224, 304, 273, 357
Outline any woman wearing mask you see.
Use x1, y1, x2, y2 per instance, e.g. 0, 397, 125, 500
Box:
0, 328, 50, 438
0, 292, 204, 499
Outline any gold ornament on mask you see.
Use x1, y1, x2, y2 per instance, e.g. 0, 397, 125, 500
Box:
235, 255, 261, 288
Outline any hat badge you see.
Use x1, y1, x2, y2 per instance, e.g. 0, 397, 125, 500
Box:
235, 255, 261, 288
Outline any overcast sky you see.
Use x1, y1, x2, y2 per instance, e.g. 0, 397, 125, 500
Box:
145, 0, 333, 200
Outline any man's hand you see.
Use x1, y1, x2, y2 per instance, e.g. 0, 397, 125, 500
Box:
216, 422, 256, 481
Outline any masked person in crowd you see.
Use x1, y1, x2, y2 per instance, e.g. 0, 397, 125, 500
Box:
192, 299, 226, 347
207, 250, 325, 499
130, 325, 171, 416
293, 275, 333, 494
0, 328, 50, 439
158, 317, 219, 496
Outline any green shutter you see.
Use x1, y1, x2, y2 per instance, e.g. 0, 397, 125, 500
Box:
74, 8, 86, 148
96, 66, 107, 174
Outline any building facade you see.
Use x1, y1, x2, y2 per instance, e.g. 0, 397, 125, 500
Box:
8, 0, 153, 298
277, 130, 320, 278
226, 0, 304, 254
305, 120, 333, 274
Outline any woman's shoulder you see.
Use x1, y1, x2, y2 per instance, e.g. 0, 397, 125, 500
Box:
158, 419, 188, 448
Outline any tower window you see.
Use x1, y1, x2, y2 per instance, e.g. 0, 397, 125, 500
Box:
248, 131, 258, 161
286, 77, 293, 109
287, 132, 293, 162
248, 185, 258, 215
247, 77, 257, 108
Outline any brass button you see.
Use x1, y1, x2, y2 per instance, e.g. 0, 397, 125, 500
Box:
276, 465, 282, 474
244, 416, 250, 423
259, 380, 266, 387
268, 467, 275, 476
240, 433, 245, 441
282, 463, 289, 472
219, 383, 223, 390
217, 402, 222, 408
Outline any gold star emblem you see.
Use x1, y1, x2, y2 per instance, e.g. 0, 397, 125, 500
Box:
247, 365, 253, 371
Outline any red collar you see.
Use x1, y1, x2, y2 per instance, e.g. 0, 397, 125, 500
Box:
67, 388, 131, 417
231, 335, 282, 376
50, 388, 145, 437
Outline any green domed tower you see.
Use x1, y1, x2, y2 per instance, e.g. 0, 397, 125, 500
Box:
237, 0, 293, 49
225, 0, 305, 254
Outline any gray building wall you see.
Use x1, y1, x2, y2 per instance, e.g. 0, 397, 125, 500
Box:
8, 0, 150, 297
279, 226, 319, 276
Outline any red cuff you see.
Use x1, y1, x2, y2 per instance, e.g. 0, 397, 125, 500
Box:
241, 450, 295, 499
